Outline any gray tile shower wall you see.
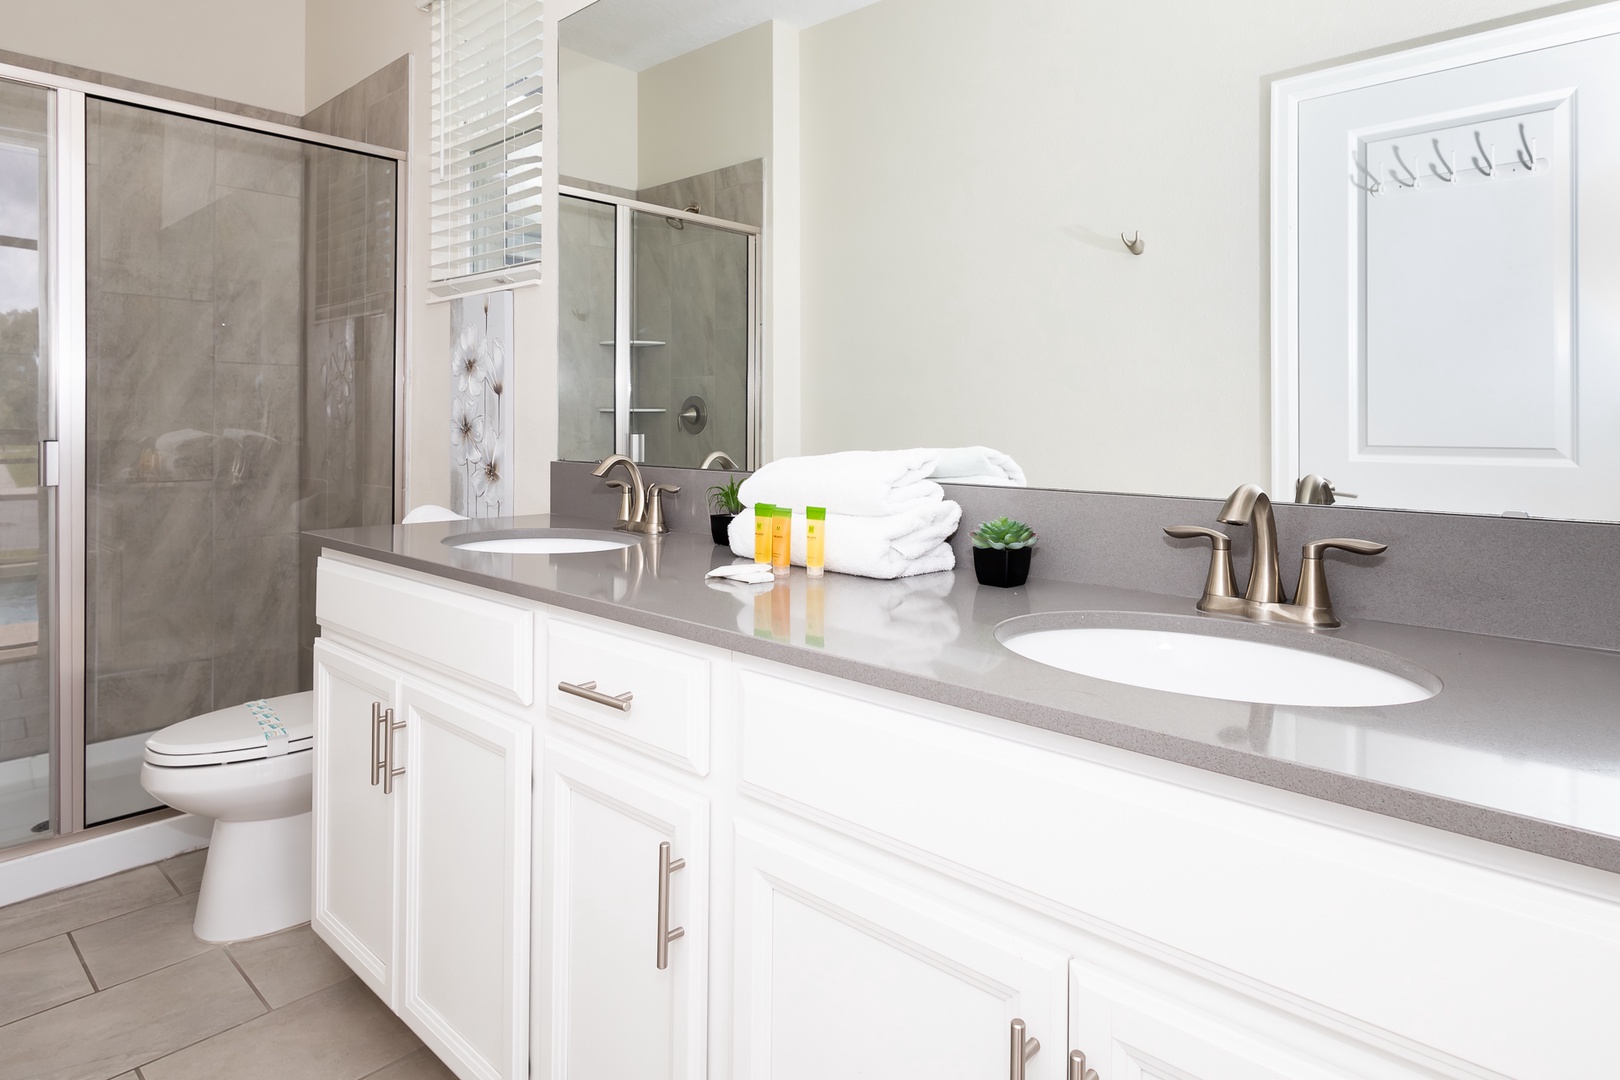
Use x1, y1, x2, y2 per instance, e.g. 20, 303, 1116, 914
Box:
638, 159, 765, 228
301, 55, 411, 151
550, 459, 1620, 652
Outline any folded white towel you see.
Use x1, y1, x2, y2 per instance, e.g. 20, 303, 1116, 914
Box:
727, 503, 960, 580
926, 446, 1027, 486
737, 449, 945, 518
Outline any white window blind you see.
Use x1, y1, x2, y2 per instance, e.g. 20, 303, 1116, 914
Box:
430, 0, 544, 290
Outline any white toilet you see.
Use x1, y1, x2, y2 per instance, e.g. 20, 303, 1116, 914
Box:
140, 692, 315, 943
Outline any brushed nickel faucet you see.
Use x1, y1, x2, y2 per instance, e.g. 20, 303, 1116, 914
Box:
1165, 483, 1387, 628
592, 454, 679, 534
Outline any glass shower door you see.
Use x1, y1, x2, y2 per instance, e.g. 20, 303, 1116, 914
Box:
629, 209, 751, 468
556, 193, 618, 463
0, 80, 55, 849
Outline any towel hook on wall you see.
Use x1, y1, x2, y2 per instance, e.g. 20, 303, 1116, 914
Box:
1121, 231, 1144, 255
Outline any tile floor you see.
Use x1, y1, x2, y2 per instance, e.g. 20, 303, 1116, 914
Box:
0, 852, 457, 1080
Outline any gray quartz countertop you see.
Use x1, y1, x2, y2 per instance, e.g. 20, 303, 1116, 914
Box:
309, 515, 1620, 875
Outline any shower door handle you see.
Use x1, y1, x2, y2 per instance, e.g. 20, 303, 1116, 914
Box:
382, 708, 405, 795
39, 440, 58, 488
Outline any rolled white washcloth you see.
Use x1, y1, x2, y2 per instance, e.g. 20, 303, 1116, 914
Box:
727, 503, 960, 580
925, 445, 1027, 486
737, 449, 944, 518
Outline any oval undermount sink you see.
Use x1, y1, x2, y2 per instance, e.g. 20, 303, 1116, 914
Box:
997, 613, 1439, 708
442, 529, 635, 555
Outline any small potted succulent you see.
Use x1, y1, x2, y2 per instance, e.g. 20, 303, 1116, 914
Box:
970, 516, 1037, 588
707, 475, 745, 545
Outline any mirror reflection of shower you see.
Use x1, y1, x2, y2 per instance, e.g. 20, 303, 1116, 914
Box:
555, 165, 760, 471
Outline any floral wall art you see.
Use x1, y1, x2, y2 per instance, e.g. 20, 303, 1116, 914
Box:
449, 291, 514, 517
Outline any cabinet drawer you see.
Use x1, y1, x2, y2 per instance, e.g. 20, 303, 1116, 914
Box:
545, 615, 712, 774
316, 555, 536, 705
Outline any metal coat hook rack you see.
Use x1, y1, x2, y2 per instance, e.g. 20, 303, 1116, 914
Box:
1353, 121, 1545, 197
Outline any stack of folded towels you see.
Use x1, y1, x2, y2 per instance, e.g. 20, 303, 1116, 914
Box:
725, 447, 1024, 579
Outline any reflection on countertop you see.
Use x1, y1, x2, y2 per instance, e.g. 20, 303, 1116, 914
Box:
310, 514, 1620, 872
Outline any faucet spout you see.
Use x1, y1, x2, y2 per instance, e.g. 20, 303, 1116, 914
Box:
1217, 483, 1285, 604
593, 454, 646, 525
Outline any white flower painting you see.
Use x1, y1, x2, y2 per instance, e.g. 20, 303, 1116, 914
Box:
449, 291, 514, 517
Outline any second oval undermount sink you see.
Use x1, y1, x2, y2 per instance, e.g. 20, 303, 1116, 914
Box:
997, 612, 1439, 708
442, 528, 636, 555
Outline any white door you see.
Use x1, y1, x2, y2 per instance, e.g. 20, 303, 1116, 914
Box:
1068, 959, 1433, 1080
397, 682, 533, 1080
537, 741, 710, 1080
1292, 28, 1620, 518
733, 823, 1068, 1080
312, 640, 401, 1004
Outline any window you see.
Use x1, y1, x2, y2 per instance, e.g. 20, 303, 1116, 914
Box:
429, 0, 544, 292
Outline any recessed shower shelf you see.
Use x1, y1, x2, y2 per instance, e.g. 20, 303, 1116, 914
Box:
598, 340, 667, 347
597, 407, 668, 414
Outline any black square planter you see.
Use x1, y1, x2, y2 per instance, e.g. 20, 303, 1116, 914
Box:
711, 513, 737, 546
973, 546, 1032, 588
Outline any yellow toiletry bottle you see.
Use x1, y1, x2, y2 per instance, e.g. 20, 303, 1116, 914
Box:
805, 506, 826, 577
753, 503, 774, 564
771, 505, 792, 575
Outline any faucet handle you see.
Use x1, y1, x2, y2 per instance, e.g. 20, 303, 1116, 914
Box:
1164, 525, 1239, 609
1301, 537, 1386, 559
1164, 525, 1230, 549
604, 479, 634, 525
644, 483, 680, 532
1293, 537, 1387, 628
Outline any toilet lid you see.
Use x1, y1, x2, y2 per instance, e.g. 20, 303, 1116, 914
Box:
144, 692, 315, 766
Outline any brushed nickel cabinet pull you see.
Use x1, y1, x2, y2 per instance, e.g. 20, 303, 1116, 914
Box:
370, 702, 384, 787
1010, 1018, 1040, 1080
1070, 1049, 1099, 1080
558, 679, 634, 712
656, 840, 686, 970
382, 708, 405, 795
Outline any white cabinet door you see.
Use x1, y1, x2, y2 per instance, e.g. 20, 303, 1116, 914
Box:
538, 741, 710, 1080
312, 639, 401, 1005
733, 823, 1069, 1080
396, 682, 533, 1080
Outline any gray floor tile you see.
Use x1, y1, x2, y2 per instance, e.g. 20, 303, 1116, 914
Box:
226, 924, 351, 1008
0, 935, 93, 1026
157, 850, 206, 896
72, 893, 212, 988
359, 1048, 458, 1080
141, 977, 420, 1080
0, 867, 176, 955
0, 950, 264, 1080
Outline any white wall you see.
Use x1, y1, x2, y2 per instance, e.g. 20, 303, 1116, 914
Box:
796, 0, 1558, 495
638, 22, 774, 190
557, 47, 639, 190
0, 0, 306, 114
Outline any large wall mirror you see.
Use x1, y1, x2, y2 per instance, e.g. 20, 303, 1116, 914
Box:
555, 0, 1620, 523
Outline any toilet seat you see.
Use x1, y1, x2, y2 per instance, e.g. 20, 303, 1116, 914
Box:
144, 692, 315, 767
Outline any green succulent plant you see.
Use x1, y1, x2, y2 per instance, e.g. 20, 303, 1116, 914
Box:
707, 475, 745, 514
970, 516, 1037, 550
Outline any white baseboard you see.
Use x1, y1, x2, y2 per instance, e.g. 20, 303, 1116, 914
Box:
0, 813, 212, 907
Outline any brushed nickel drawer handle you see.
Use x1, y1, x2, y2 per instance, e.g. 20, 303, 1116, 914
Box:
382, 707, 405, 795
1010, 1019, 1039, 1080
656, 840, 685, 970
1070, 1050, 1099, 1080
558, 679, 634, 712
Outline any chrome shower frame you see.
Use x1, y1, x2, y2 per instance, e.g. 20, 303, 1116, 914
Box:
0, 59, 408, 857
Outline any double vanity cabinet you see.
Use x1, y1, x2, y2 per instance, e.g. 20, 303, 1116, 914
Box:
310, 549, 1618, 1080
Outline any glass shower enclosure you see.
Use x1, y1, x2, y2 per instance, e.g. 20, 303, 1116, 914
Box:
0, 71, 401, 851
556, 188, 758, 469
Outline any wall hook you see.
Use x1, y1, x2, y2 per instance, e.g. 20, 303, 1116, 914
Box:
1121, 231, 1144, 255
